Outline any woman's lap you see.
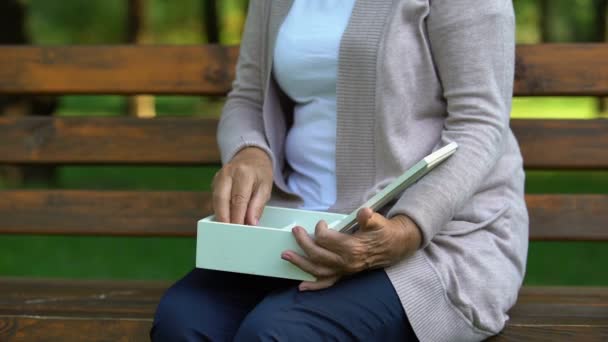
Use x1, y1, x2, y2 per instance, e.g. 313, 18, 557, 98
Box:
151, 268, 417, 341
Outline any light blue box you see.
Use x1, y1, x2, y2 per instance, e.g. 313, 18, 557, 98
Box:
196, 206, 347, 281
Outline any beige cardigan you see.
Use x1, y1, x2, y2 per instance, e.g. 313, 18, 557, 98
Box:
217, 0, 529, 340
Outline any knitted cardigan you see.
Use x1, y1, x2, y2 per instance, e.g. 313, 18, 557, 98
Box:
217, 1, 528, 340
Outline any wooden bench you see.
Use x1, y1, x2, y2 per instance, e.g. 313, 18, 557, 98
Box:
0, 44, 607, 341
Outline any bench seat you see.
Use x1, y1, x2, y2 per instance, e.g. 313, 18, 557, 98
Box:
0, 278, 607, 341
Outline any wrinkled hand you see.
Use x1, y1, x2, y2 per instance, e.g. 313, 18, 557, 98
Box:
282, 208, 422, 291
212, 147, 273, 225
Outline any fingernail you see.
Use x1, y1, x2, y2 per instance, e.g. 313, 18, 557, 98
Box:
281, 252, 291, 261
299, 285, 308, 292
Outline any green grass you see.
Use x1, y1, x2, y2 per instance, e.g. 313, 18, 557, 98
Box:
1, 97, 607, 285
56, 166, 218, 191
511, 97, 598, 119
58, 95, 224, 117
525, 242, 608, 286
0, 236, 194, 280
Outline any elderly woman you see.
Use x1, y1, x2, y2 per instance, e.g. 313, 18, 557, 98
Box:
151, 0, 528, 341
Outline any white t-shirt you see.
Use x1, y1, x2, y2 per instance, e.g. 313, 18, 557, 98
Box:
273, 0, 356, 210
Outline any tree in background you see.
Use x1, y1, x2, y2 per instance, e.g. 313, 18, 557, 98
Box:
593, 0, 608, 114
538, 0, 607, 116
0, 0, 58, 186
202, 0, 219, 43
126, 0, 156, 118
539, 0, 605, 42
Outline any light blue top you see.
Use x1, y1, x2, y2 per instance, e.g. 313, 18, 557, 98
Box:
273, 0, 356, 210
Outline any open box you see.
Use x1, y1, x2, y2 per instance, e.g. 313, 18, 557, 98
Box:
196, 206, 347, 281
196, 143, 458, 281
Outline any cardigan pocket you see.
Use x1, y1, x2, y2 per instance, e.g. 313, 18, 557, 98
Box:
439, 204, 510, 237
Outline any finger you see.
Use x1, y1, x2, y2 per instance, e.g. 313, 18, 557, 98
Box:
281, 251, 334, 278
299, 277, 339, 292
246, 182, 271, 226
293, 226, 342, 266
230, 173, 254, 225
356, 208, 386, 232
212, 173, 232, 223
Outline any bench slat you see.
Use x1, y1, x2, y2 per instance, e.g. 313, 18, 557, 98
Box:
1, 279, 606, 341
0, 191, 606, 240
494, 286, 608, 340
527, 195, 608, 241
490, 326, 608, 341
0, 190, 211, 237
0, 117, 220, 165
512, 119, 608, 169
1, 117, 607, 169
0, 45, 238, 96
0, 278, 166, 319
515, 44, 608, 96
0, 44, 606, 96
0, 316, 151, 342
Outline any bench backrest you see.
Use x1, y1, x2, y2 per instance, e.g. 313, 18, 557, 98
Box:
0, 44, 607, 241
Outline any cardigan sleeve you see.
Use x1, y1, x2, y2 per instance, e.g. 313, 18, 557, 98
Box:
387, 0, 515, 248
217, 1, 275, 166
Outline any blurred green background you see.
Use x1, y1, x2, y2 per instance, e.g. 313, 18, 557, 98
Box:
0, 0, 607, 286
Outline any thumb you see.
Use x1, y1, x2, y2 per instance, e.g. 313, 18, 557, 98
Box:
356, 208, 385, 231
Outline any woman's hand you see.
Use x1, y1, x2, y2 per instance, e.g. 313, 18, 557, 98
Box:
212, 147, 273, 225
282, 208, 422, 291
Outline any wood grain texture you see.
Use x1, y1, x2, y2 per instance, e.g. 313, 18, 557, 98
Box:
527, 194, 608, 241
510, 287, 608, 325
0, 44, 607, 96
1, 117, 608, 169
0, 316, 151, 342
0, 45, 238, 95
0, 117, 220, 165
0, 280, 607, 341
0, 278, 167, 319
0, 190, 211, 236
514, 44, 608, 96
0, 191, 606, 240
494, 286, 608, 340
511, 119, 608, 170
491, 326, 608, 342
3, 316, 605, 342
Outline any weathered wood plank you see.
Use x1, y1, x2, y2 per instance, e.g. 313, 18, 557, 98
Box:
0, 280, 606, 341
0, 45, 238, 95
511, 119, 608, 170
494, 287, 608, 340
0, 117, 220, 165
514, 44, 608, 96
0, 278, 167, 319
1, 117, 608, 169
0, 316, 151, 342
2, 316, 606, 342
0, 190, 211, 236
495, 285, 608, 342
527, 194, 608, 241
0, 44, 607, 96
509, 287, 608, 326
0, 191, 606, 240
490, 325, 608, 342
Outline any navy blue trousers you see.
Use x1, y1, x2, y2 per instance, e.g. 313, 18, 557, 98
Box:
151, 268, 418, 341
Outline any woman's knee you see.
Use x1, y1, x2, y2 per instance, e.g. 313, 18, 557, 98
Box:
151, 268, 262, 341
151, 282, 206, 341
233, 310, 287, 341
